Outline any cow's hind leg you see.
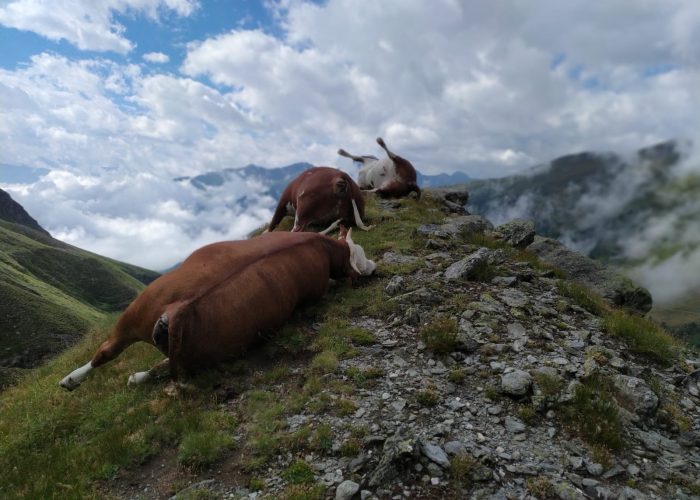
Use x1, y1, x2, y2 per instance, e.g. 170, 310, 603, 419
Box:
59, 336, 134, 391
128, 358, 170, 387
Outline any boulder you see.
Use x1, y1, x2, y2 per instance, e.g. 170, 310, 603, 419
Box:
444, 248, 491, 280
493, 219, 536, 248
526, 236, 652, 313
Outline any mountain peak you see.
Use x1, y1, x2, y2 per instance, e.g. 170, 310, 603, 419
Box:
0, 189, 50, 236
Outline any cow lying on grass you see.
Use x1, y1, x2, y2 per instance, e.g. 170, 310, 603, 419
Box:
59, 229, 375, 390
266, 166, 372, 233
338, 137, 421, 199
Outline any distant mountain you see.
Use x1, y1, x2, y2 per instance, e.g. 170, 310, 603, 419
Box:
0, 191, 159, 376
175, 162, 470, 200
0, 188, 50, 236
417, 170, 471, 187
462, 140, 700, 345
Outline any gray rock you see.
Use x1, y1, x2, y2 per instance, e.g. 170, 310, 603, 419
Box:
612, 375, 659, 417
426, 187, 469, 207
382, 252, 419, 265
420, 442, 450, 468
441, 215, 494, 237
336, 480, 360, 500
504, 417, 526, 433
368, 430, 419, 487
416, 224, 451, 239
498, 289, 529, 308
444, 441, 467, 456
618, 486, 648, 499
526, 236, 652, 313
385, 275, 405, 296
170, 480, 218, 499
444, 248, 491, 280
493, 219, 536, 248
501, 369, 532, 396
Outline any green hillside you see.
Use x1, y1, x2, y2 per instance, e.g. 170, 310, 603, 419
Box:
463, 141, 700, 346
0, 193, 696, 499
0, 218, 159, 379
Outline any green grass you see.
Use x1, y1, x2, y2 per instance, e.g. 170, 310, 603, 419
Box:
557, 281, 607, 315
559, 376, 625, 452
282, 460, 315, 485
0, 326, 236, 498
419, 317, 458, 354
0, 220, 158, 368
602, 309, 678, 365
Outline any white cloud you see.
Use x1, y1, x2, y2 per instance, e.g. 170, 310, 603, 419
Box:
0, 0, 198, 53
2, 0, 700, 270
143, 52, 170, 64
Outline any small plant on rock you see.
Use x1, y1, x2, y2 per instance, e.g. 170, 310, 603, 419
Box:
420, 317, 458, 354
282, 459, 315, 485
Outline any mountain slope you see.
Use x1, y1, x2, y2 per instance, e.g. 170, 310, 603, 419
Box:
0, 192, 697, 500
0, 193, 160, 373
463, 140, 700, 341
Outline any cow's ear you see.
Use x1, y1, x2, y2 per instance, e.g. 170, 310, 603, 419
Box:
338, 224, 349, 240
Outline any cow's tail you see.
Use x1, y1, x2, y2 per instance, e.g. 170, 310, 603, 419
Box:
267, 192, 291, 232
163, 302, 193, 380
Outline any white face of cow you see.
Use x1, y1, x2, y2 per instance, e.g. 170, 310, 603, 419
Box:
344, 228, 376, 276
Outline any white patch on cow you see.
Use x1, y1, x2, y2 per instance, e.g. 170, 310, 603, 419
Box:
59, 361, 93, 390
345, 228, 377, 276
127, 371, 151, 386
358, 157, 398, 190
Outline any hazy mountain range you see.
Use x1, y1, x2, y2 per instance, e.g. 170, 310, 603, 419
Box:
462, 140, 700, 341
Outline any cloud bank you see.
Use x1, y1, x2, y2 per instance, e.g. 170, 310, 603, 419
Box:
1, 0, 699, 269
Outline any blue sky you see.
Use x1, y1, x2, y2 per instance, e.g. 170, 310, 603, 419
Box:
0, 0, 698, 270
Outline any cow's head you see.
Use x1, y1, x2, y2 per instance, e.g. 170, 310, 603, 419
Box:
339, 226, 376, 276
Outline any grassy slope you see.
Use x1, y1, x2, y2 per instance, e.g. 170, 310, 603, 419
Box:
0, 195, 446, 499
0, 195, 689, 499
0, 219, 159, 372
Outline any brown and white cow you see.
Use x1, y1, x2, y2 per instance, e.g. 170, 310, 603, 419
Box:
338, 137, 421, 199
266, 166, 372, 234
59, 230, 376, 390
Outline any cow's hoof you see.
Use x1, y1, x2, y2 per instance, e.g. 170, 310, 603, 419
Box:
59, 376, 79, 391
127, 371, 149, 386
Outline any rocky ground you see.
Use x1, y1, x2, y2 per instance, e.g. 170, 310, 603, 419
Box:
109, 193, 700, 500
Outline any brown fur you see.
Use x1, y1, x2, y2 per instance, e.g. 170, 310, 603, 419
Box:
87, 232, 357, 378
268, 166, 366, 232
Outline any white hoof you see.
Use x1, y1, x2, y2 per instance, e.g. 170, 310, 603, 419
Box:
59, 361, 92, 391
127, 371, 150, 386
59, 376, 80, 391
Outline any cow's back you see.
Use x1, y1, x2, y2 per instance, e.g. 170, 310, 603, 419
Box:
167, 233, 339, 374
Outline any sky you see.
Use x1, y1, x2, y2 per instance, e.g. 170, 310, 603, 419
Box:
1, 0, 699, 270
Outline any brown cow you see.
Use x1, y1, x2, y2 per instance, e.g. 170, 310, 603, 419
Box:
338, 137, 421, 199
266, 166, 372, 233
59, 230, 376, 390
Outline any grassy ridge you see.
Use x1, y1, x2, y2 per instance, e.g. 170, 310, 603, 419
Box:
0, 194, 687, 498
0, 219, 159, 372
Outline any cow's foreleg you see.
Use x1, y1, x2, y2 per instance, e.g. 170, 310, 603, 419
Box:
59, 361, 93, 391
320, 218, 342, 235
128, 358, 170, 387
337, 148, 365, 163
351, 199, 373, 231
376, 137, 398, 161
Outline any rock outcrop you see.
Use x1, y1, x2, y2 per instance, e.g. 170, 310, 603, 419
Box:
97, 190, 700, 499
